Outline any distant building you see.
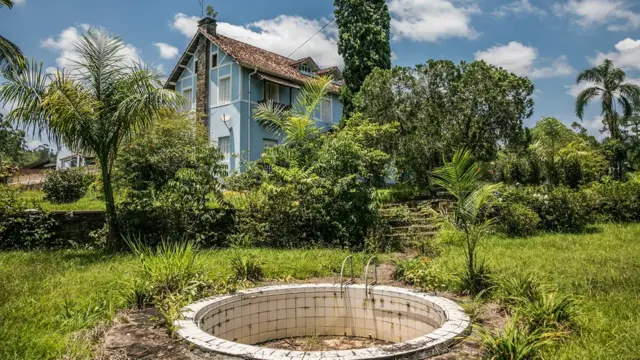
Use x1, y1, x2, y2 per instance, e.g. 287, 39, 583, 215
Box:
164, 14, 344, 172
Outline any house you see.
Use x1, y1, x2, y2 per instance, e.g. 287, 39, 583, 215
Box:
55, 148, 96, 169
164, 14, 344, 172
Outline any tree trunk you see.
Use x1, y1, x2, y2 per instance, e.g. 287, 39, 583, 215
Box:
100, 159, 119, 248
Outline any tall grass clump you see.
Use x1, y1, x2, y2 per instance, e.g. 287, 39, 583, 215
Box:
229, 251, 264, 283
516, 292, 579, 332
497, 273, 544, 309
123, 238, 211, 333
476, 318, 561, 360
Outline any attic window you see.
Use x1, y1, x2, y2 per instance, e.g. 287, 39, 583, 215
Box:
299, 64, 312, 73
211, 54, 218, 68
195, 60, 198, 74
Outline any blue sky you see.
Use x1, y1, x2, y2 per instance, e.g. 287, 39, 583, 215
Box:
2, 0, 640, 148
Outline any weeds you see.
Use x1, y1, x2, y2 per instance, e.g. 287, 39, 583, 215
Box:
476, 317, 561, 360
229, 251, 264, 283
497, 273, 544, 309
515, 292, 579, 332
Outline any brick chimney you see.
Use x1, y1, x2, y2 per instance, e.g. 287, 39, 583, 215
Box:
195, 7, 218, 134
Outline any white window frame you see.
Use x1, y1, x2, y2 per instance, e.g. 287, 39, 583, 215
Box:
320, 97, 332, 123
218, 136, 231, 161
218, 76, 232, 105
182, 87, 194, 111
265, 82, 280, 103
299, 64, 312, 73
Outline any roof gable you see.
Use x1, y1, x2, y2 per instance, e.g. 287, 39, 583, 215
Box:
165, 27, 341, 93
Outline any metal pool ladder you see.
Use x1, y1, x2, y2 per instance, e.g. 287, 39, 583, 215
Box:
339, 255, 354, 294
364, 256, 378, 298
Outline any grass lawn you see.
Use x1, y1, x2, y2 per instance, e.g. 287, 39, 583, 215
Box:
431, 223, 640, 359
1, 224, 639, 359
0, 248, 382, 359
17, 190, 106, 211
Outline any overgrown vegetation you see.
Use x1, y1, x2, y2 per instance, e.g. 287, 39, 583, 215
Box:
42, 168, 92, 203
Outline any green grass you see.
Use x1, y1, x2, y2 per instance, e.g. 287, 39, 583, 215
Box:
17, 190, 106, 211
2, 224, 640, 359
0, 247, 387, 359
432, 223, 640, 359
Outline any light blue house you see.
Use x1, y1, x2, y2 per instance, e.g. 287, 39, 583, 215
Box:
164, 15, 344, 172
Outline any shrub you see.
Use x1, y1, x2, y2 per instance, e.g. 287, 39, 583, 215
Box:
496, 273, 544, 309
43, 168, 91, 203
496, 186, 594, 233
476, 318, 561, 360
515, 292, 579, 332
229, 251, 264, 283
0, 186, 57, 250
458, 260, 494, 297
586, 179, 640, 222
495, 203, 540, 237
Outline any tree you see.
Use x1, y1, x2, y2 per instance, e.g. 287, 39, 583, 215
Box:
0, 113, 25, 178
334, 0, 391, 116
432, 150, 500, 295
530, 117, 576, 187
575, 59, 640, 141
0, 29, 183, 245
356, 60, 534, 184
0, 0, 25, 70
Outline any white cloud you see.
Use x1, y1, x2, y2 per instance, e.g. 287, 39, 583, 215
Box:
41, 25, 142, 70
474, 42, 575, 79
553, 0, 640, 31
153, 42, 179, 59
588, 38, 640, 71
13, 0, 26, 5
492, 0, 547, 18
26, 139, 43, 150
170, 13, 200, 37
170, 14, 342, 68
388, 0, 480, 42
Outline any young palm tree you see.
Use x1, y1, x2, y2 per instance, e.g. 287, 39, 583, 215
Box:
529, 117, 575, 187
0, 29, 183, 245
0, 0, 25, 70
432, 150, 501, 295
575, 59, 640, 140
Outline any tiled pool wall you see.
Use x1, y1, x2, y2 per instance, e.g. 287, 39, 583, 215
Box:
176, 284, 470, 360
198, 286, 442, 344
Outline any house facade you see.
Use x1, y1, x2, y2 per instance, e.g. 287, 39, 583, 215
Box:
164, 16, 344, 172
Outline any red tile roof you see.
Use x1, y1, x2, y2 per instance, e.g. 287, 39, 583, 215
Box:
166, 27, 341, 93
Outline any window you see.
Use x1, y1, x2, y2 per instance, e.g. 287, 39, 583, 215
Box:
195, 60, 198, 74
182, 88, 193, 111
299, 64, 311, 73
218, 136, 230, 161
263, 139, 278, 149
320, 98, 331, 123
219, 77, 231, 104
211, 53, 218, 68
265, 82, 279, 103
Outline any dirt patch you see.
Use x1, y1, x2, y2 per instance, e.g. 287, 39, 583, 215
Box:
260, 335, 393, 352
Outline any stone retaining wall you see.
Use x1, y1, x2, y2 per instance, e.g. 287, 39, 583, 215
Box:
50, 210, 105, 244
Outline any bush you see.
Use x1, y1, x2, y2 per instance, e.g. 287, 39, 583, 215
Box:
43, 168, 92, 203
495, 203, 540, 237
476, 318, 561, 360
586, 179, 640, 222
0, 186, 57, 250
496, 186, 594, 233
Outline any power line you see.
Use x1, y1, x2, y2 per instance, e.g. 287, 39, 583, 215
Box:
287, 17, 335, 59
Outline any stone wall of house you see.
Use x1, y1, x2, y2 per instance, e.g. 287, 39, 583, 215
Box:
196, 36, 210, 131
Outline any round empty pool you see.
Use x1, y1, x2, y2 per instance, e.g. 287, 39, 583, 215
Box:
175, 284, 470, 359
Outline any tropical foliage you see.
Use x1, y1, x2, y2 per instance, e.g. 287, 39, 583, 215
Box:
0, 29, 183, 245
0, 0, 24, 71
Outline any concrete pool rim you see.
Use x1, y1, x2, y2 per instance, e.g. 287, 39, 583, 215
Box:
175, 284, 471, 360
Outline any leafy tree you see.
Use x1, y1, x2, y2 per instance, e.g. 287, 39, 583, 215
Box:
334, 0, 391, 116
432, 150, 501, 295
0, 0, 25, 70
116, 111, 225, 192
0, 29, 183, 245
575, 59, 640, 140
0, 113, 25, 177
356, 60, 534, 184
530, 117, 576, 187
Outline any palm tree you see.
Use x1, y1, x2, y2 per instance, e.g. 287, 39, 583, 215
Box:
575, 59, 640, 140
253, 75, 334, 166
0, 0, 25, 70
0, 29, 183, 245
431, 150, 501, 295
